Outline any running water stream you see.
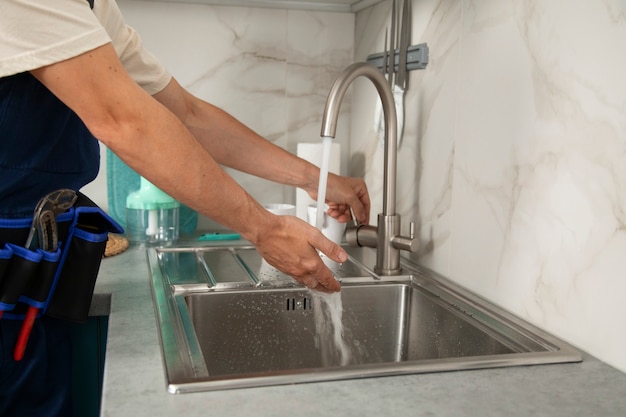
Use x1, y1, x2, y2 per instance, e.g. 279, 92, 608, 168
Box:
314, 136, 352, 366
315, 137, 333, 229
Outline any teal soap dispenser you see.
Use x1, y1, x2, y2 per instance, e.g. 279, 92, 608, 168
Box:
126, 177, 180, 245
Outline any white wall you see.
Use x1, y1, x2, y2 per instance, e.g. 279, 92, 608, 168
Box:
90, 0, 626, 374
93, 0, 354, 229
353, 0, 626, 373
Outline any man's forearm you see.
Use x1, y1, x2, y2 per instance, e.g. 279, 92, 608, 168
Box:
154, 79, 321, 194
31, 44, 272, 242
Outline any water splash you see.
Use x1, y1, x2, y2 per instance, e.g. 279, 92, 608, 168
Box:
311, 136, 352, 365
312, 291, 352, 366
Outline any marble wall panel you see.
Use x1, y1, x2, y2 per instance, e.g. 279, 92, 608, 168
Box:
98, 1, 354, 229
87, 0, 626, 375
354, 0, 626, 373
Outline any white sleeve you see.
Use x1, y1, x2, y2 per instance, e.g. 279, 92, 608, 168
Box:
0, 0, 172, 95
94, 0, 172, 95
0, 0, 111, 77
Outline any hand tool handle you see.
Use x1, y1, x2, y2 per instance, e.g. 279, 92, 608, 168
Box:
13, 306, 38, 361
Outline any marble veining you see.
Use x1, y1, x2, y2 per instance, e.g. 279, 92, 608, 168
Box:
90, 0, 626, 376
101, 1, 355, 228
354, 0, 626, 373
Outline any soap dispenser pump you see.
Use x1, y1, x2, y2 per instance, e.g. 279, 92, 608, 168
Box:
126, 177, 180, 245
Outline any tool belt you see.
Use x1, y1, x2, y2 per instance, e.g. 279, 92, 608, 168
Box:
0, 192, 123, 323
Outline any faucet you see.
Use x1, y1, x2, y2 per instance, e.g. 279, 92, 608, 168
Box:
321, 62, 418, 275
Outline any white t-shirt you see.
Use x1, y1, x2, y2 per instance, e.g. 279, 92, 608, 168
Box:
0, 0, 171, 95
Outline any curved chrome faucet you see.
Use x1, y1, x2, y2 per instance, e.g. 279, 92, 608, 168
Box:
321, 62, 418, 275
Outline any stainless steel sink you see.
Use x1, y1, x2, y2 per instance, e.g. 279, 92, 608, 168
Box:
147, 244, 581, 393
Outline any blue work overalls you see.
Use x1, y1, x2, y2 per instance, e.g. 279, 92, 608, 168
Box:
0, 69, 100, 416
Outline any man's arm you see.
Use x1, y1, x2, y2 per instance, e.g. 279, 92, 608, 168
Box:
152, 78, 370, 224
31, 43, 344, 292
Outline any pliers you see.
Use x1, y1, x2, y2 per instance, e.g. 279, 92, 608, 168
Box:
13, 189, 77, 361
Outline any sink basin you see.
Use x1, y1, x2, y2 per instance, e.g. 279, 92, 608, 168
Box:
147, 244, 581, 393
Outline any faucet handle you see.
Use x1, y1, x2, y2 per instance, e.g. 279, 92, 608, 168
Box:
392, 221, 419, 253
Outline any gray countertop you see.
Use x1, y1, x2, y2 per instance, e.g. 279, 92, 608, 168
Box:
97, 245, 626, 417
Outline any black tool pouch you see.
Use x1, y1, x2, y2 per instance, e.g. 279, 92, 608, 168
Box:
0, 244, 52, 312
0, 192, 123, 322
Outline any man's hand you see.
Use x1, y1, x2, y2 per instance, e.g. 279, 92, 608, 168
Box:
252, 214, 345, 293
310, 173, 371, 225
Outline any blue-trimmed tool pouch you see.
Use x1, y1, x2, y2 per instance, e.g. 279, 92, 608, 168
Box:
0, 192, 123, 322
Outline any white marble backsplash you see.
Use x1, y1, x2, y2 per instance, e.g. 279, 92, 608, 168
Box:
91, 0, 626, 376
354, 0, 626, 373
91, 1, 354, 228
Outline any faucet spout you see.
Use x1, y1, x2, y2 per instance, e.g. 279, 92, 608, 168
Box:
321, 62, 397, 216
321, 62, 417, 275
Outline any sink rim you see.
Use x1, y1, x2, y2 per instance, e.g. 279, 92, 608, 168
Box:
147, 245, 582, 394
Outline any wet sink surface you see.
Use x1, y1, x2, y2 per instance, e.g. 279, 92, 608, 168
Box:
148, 245, 581, 393
186, 284, 516, 376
